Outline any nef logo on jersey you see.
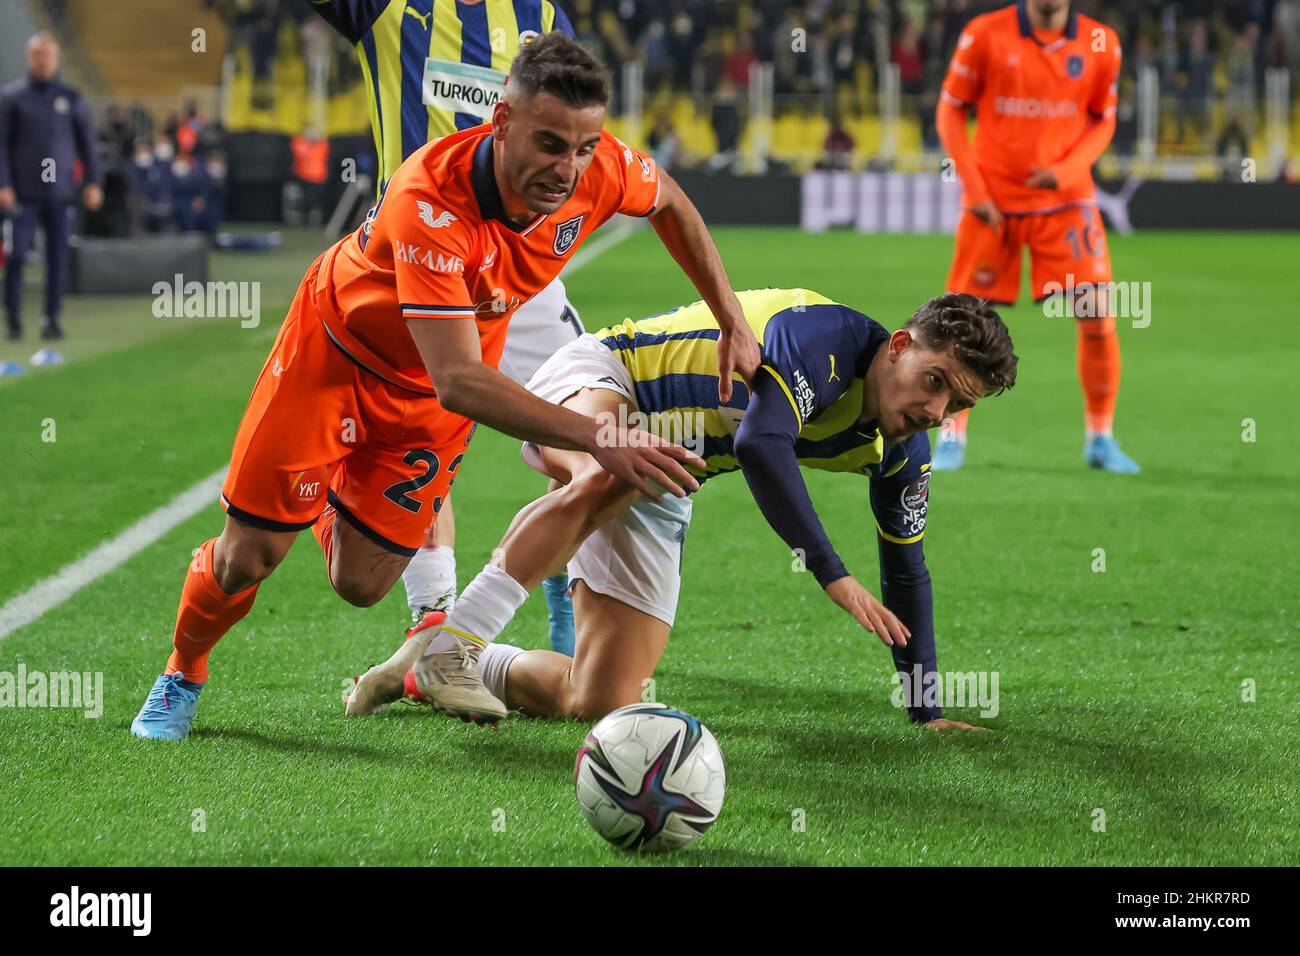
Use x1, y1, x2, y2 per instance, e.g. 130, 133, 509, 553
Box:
1066, 55, 1084, 78
900, 472, 930, 535
792, 369, 817, 420
553, 215, 585, 256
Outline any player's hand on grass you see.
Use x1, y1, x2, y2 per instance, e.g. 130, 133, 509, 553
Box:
716, 321, 761, 403
1024, 167, 1058, 190
922, 718, 990, 733
589, 427, 705, 500
825, 576, 910, 647
969, 199, 1003, 233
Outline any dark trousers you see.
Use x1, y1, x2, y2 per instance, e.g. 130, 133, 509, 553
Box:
5, 200, 73, 334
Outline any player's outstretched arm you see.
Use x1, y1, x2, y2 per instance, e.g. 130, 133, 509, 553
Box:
733, 369, 910, 647
406, 317, 703, 500
872, 449, 989, 732
937, 22, 1000, 228
647, 172, 760, 401
936, 97, 1001, 231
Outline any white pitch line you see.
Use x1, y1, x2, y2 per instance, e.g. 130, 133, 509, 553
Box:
0, 216, 639, 643
0, 468, 227, 642
562, 217, 639, 276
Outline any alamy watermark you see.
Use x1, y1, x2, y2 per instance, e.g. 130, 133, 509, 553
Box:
0, 665, 103, 718
1041, 274, 1151, 328
50, 886, 150, 936
152, 274, 261, 328
891, 665, 999, 718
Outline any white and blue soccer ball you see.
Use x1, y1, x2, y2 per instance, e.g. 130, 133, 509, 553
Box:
574, 703, 726, 852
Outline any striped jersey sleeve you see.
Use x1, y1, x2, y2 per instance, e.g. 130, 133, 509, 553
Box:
759, 305, 869, 428
389, 186, 476, 321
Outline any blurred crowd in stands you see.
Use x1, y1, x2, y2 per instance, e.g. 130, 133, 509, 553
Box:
70, 0, 1292, 198
204, 0, 1300, 158
92, 104, 229, 238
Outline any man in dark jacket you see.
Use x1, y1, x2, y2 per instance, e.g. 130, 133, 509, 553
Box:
0, 33, 102, 341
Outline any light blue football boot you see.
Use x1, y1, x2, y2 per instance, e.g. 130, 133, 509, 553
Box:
930, 432, 967, 471
543, 573, 575, 656
1084, 434, 1140, 474
130, 672, 205, 741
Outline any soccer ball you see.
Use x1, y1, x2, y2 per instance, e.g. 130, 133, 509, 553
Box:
574, 703, 726, 852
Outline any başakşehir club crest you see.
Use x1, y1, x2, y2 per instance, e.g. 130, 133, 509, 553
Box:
1066, 54, 1084, 78
553, 215, 585, 256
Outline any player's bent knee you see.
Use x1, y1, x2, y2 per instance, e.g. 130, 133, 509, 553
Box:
561, 469, 636, 534
328, 571, 393, 608
564, 674, 643, 722
214, 537, 285, 593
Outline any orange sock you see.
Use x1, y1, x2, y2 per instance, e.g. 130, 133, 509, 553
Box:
942, 408, 970, 439
1077, 316, 1121, 434
165, 538, 259, 684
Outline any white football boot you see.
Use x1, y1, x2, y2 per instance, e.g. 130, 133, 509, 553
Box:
412, 622, 507, 726
344, 611, 444, 717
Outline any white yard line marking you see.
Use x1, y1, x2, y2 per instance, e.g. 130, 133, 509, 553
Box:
0, 468, 227, 642
0, 216, 640, 642
562, 217, 639, 276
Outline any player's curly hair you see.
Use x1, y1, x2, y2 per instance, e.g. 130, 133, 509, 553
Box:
508, 32, 611, 109
904, 293, 1019, 395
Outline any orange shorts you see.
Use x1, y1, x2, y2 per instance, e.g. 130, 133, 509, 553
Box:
946, 203, 1112, 305
220, 257, 473, 556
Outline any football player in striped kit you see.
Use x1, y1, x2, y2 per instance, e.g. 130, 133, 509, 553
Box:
346, 289, 1017, 730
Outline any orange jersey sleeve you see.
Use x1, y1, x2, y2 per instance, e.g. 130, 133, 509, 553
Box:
597, 131, 662, 220
941, 21, 990, 109
937, 27, 992, 209
384, 185, 478, 323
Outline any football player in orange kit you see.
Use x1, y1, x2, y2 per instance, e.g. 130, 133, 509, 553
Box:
935, 0, 1139, 474
130, 33, 760, 740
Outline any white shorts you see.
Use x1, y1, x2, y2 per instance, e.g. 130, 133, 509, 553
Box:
498, 276, 584, 385
523, 334, 692, 627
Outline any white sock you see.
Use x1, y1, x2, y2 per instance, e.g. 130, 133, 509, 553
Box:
426, 564, 528, 654
1086, 427, 1114, 440
478, 643, 526, 703
403, 546, 457, 616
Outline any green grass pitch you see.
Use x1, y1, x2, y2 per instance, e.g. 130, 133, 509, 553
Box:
0, 227, 1295, 866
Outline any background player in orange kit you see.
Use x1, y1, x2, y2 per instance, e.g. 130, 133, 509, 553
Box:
130, 34, 760, 740
935, 0, 1139, 474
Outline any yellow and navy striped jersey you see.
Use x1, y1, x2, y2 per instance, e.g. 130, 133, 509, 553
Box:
595, 288, 916, 478
311, 0, 573, 190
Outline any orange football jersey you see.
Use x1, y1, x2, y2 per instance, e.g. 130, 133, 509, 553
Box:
314, 123, 661, 394
941, 3, 1120, 212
